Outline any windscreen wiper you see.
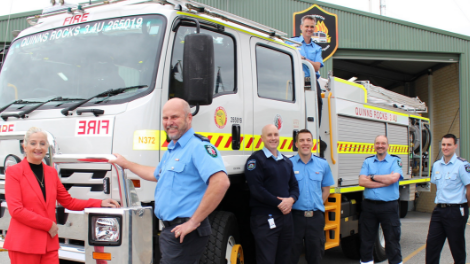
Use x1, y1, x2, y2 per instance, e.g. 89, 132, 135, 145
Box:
1, 97, 64, 121
0, 99, 42, 115
61, 85, 148, 116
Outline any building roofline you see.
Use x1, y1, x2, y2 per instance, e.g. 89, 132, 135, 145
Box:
0, 9, 42, 21
301, 0, 470, 41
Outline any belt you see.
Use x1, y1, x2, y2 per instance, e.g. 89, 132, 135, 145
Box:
365, 199, 397, 204
292, 209, 318, 217
436, 203, 467, 208
162, 217, 190, 228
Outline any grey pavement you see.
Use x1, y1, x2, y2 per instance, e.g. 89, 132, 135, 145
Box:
0, 211, 469, 263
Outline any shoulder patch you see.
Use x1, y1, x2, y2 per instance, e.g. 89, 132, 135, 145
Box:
458, 157, 467, 162
397, 159, 402, 168
194, 134, 210, 142
465, 164, 470, 173
247, 159, 256, 171
204, 145, 218, 157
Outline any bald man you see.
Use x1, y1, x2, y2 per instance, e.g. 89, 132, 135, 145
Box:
111, 98, 230, 264
244, 124, 299, 264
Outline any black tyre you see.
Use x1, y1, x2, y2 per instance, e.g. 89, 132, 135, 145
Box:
373, 225, 387, 262
340, 234, 361, 260
200, 211, 240, 264
399, 201, 408, 218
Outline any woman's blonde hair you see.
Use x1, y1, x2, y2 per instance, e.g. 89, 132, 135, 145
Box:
23, 127, 48, 145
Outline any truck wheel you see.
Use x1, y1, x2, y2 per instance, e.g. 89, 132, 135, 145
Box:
399, 201, 408, 218
200, 211, 243, 264
340, 234, 361, 260
373, 225, 387, 262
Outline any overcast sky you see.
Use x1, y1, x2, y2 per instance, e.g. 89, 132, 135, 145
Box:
1, 0, 470, 36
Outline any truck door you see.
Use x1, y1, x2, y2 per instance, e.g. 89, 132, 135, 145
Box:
163, 23, 244, 169
249, 38, 304, 155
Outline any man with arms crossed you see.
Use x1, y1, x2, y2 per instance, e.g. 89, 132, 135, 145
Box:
359, 135, 403, 264
244, 124, 299, 264
290, 129, 334, 264
110, 98, 230, 263
426, 134, 470, 264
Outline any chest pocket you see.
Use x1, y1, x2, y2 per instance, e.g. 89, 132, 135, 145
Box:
445, 173, 460, 189
167, 162, 185, 174
309, 173, 322, 189
295, 171, 305, 181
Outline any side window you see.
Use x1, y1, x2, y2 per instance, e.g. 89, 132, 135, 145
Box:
256, 45, 294, 102
169, 25, 236, 98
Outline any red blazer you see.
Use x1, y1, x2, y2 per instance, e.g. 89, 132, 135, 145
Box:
4, 158, 102, 254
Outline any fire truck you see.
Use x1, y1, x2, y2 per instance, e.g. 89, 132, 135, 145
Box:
0, 0, 431, 263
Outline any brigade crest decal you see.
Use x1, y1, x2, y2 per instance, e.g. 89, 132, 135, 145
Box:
214, 106, 227, 129
274, 114, 283, 130
247, 159, 256, 170
205, 145, 218, 157
293, 4, 339, 61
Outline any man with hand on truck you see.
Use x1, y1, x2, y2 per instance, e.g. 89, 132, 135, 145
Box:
244, 124, 299, 264
358, 135, 403, 264
426, 134, 470, 264
289, 129, 334, 264
110, 98, 230, 264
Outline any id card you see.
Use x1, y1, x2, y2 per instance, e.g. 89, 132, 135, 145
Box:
268, 217, 276, 229
460, 207, 465, 216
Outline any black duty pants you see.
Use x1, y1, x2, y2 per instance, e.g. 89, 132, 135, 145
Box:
159, 218, 211, 264
360, 200, 402, 264
251, 213, 294, 264
291, 210, 325, 264
425, 205, 469, 264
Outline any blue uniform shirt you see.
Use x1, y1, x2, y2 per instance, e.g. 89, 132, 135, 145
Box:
289, 36, 324, 79
431, 154, 470, 204
359, 154, 403, 201
290, 154, 334, 212
153, 128, 226, 221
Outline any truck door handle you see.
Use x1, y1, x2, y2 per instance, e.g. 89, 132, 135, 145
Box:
293, 129, 299, 151
232, 124, 241, 150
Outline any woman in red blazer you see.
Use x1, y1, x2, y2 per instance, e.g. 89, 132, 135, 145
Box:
4, 127, 120, 264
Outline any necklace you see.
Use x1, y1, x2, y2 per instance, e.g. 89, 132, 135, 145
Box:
32, 170, 44, 188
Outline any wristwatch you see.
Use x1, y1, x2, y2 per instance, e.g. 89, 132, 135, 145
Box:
370, 174, 376, 182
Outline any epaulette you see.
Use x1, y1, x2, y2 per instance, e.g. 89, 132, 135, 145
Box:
313, 154, 326, 160
457, 157, 467, 162
365, 155, 375, 159
194, 133, 210, 142
390, 155, 401, 159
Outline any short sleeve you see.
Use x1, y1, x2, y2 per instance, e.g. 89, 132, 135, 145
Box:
314, 46, 324, 67
154, 152, 167, 181
391, 157, 404, 180
430, 163, 437, 184
359, 160, 369, 176
321, 162, 335, 187
458, 162, 470, 186
193, 142, 227, 183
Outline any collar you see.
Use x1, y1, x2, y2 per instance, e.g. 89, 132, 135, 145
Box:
168, 128, 194, 150
262, 147, 284, 161
293, 153, 314, 164
292, 35, 314, 45
373, 153, 392, 162
439, 153, 457, 165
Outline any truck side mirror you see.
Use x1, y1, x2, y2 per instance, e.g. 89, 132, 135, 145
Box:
182, 33, 214, 106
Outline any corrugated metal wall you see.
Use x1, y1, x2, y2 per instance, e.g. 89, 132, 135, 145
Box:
196, 0, 470, 159
0, 11, 40, 44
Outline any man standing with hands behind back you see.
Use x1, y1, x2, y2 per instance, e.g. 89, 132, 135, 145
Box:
290, 129, 334, 264
358, 135, 403, 264
426, 134, 470, 264
245, 124, 299, 264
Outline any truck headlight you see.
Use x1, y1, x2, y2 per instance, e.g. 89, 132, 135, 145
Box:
4, 155, 21, 171
89, 215, 122, 246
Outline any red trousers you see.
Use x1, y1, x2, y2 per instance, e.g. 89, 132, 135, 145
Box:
8, 250, 59, 264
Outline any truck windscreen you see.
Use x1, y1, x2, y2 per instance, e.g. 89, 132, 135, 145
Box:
0, 15, 165, 109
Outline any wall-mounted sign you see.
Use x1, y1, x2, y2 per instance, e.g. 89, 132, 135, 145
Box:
293, 5, 339, 61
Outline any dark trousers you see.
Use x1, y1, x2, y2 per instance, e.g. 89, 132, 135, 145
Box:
251, 213, 294, 264
159, 218, 211, 264
425, 205, 469, 264
360, 200, 402, 264
291, 210, 325, 264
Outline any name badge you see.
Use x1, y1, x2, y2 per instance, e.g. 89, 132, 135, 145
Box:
294, 171, 299, 174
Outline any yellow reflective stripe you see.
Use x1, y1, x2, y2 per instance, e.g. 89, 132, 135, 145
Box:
337, 141, 409, 155
332, 186, 365, 193
176, 12, 296, 49
410, 114, 430, 121
363, 105, 408, 117
334, 77, 367, 103
399, 178, 430, 185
